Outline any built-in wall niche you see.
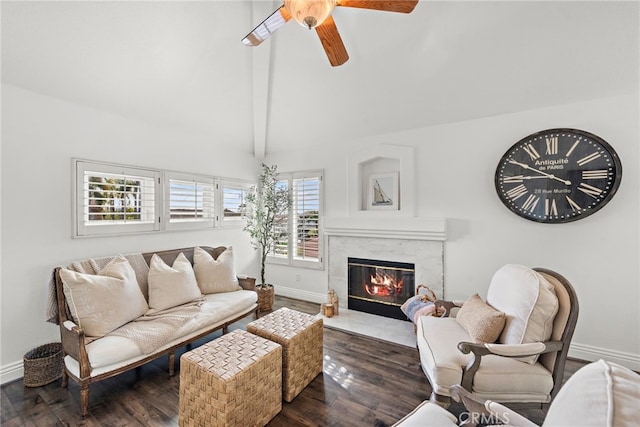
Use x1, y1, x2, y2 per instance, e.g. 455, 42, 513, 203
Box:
348, 144, 416, 216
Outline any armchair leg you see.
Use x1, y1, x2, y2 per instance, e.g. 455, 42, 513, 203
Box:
168, 352, 175, 377
61, 369, 68, 388
80, 385, 90, 417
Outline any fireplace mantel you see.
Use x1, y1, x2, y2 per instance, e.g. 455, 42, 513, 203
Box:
323, 217, 447, 241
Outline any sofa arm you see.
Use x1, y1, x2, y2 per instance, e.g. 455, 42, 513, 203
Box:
485, 401, 538, 427
237, 276, 256, 291
60, 319, 92, 379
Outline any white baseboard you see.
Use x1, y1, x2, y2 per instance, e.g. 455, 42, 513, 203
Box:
274, 286, 327, 306
0, 360, 24, 386
569, 343, 640, 371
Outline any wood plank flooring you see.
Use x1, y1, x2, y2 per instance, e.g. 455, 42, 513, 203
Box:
2, 296, 587, 426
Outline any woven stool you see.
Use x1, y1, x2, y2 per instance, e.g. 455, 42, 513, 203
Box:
247, 307, 323, 402
179, 329, 282, 427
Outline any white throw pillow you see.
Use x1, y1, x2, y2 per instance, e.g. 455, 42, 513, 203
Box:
61, 255, 149, 337
147, 253, 202, 313
193, 246, 240, 294
486, 264, 559, 363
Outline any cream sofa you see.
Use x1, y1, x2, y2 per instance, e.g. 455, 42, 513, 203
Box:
394, 359, 640, 427
50, 246, 258, 417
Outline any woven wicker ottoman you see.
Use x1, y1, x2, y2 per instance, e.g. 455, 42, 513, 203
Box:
247, 307, 323, 402
179, 329, 282, 427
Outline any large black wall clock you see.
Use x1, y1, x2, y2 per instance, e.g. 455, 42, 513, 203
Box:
495, 128, 622, 223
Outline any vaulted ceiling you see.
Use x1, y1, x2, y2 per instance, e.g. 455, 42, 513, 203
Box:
2, 1, 638, 156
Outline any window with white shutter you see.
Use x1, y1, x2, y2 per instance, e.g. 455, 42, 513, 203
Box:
221, 180, 252, 226
269, 170, 323, 269
74, 160, 161, 237
166, 172, 216, 230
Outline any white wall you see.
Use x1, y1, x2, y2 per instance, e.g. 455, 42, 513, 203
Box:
267, 94, 640, 370
0, 84, 260, 383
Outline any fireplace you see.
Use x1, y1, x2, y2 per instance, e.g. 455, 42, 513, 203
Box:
348, 257, 415, 321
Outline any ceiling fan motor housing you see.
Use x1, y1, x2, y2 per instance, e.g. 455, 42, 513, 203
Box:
284, 0, 337, 29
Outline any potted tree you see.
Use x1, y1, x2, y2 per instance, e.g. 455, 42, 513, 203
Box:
244, 163, 292, 312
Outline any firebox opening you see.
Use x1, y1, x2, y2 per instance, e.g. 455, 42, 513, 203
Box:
347, 257, 415, 321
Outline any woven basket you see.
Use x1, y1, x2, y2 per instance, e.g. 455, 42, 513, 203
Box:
23, 342, 63, 387
257, 285, 275, 312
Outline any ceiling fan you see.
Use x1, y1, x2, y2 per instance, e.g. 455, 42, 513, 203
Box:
241, 0, 419, 67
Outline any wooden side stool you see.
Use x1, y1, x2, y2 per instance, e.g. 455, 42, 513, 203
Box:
179, 329, 282, 427
247, 307, 323, 402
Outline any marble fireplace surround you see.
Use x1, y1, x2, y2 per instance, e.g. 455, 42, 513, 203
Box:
324, 217, 447, 312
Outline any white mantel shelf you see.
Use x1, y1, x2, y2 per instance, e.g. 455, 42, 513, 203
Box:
323, 217, 447, 241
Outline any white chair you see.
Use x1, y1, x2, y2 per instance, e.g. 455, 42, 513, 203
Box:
393, 359, 640, 427
416, 264, 579, 409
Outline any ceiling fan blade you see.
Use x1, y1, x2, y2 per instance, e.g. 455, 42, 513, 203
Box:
241, 5, 292, 46
336, 0, 418, 13
315, 15, 349, 67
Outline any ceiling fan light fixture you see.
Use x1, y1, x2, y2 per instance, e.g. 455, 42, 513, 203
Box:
284, 0, 336, 29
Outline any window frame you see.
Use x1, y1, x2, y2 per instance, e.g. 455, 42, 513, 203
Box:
219, 179, 253, 228
165, 171, 217, 231
268, 169, 324, 270
73, 159, 162, 238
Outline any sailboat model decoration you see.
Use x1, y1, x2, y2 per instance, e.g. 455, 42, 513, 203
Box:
368, 173, 398, 210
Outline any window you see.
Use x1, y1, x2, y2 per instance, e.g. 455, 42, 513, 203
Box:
74, 160, 161, 237
270, 170, 323, 268
166, 172, 216, 230
221, 180, 251, 226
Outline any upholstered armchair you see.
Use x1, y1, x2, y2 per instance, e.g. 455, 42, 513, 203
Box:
416, 264, 579, 410
394, 359, 640, 427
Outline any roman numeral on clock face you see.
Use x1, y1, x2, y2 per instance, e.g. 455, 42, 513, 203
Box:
522, 194, 539, 212
582, 170, 609, 179
523, 144, 541, 160
506, 184, 528, 201
577, 152, 601, 166
566, 196, 582, 212
545, 137, 558, 155
577, 182, 604, 199
503, 175, 524, 183
545, 198, 558, 216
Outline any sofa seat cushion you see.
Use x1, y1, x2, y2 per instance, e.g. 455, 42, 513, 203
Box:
417, 316, 554, 402
66, 289, 257, 373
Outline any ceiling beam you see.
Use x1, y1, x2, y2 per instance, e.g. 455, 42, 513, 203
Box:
250, 0, 277, 159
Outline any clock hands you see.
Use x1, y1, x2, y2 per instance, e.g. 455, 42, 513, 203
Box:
508, 160, 571, 185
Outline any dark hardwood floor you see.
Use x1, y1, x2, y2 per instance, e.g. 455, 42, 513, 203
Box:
2, 296, 587, 426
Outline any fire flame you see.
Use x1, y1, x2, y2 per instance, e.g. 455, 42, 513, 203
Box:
364, 271, 404, 297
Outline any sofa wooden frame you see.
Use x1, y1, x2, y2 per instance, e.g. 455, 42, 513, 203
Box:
53, 246, 258, 417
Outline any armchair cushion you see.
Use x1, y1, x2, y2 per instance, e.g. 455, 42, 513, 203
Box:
456, 294, 506, 343
392, 400, 458, 426
543, 359, 640, 427
487, 264, 559, 363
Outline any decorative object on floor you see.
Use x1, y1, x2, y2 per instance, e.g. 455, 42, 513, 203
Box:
495, 128, 622, 223
416, 264, 579, 409
241, 0, 418, 66
23, 342, 63, 387
244, 163, 293, 313
179, 329, 282, 427
321, 302, 335, 317
247, 307, 323, 402
394, 359, 640, 427
400, 284, 442, 331
328, 288, 339, 315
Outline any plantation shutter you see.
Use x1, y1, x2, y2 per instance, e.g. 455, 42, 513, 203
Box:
166, 173, 215, 229
292, 173, 321, 262
75, 161, 160, 237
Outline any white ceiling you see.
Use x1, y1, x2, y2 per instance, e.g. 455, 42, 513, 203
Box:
2, 1, 638, 156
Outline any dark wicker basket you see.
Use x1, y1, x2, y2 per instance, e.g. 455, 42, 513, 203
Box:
257, 285, 275, 312
23, 342, 63, 387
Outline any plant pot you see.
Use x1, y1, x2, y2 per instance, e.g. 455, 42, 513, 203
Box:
256, 284, 275, 313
